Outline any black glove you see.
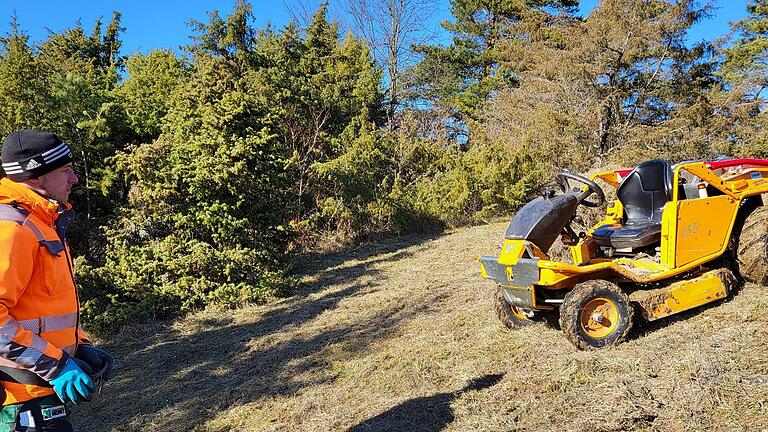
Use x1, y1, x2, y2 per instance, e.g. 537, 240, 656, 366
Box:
75, 345, 114, 381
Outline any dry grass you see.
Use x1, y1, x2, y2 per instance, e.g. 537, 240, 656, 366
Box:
73, 221, 768, 432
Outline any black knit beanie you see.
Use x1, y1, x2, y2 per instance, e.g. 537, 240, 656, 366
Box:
1, 130, 73, 181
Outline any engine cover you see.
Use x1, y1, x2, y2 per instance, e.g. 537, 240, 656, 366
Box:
504, 194, 578, 253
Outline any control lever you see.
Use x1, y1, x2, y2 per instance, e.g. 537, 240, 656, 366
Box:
561, 224, 579, 246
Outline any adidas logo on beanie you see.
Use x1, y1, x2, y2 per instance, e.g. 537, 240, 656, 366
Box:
1, 130, 73, 181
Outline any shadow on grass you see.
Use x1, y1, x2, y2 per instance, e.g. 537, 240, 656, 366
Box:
348, 373, 504, 432
292, 230, 441, 279
72, 238, 443, 431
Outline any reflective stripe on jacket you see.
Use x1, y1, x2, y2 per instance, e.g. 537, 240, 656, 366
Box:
0, 178, 87, 405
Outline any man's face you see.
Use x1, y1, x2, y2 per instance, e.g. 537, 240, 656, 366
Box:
36, 163, 78, 203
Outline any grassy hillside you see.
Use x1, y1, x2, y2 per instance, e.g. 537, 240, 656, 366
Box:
73, 221, 768, 431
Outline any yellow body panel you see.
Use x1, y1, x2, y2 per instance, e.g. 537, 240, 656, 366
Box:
632, 268, 735, 321
571, 237, 596, 265
537, 256, 667, 286
661, 202, 677, 268
497, 240, 526, 266
674, 196, 739, 267
590, 170, 626, 188
604, 200, 624, 224
678, 163, 740, 199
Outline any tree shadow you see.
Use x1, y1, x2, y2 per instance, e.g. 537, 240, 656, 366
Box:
292, 231, 440, 279
71, 241, 447, 431
348, 373, 504, 432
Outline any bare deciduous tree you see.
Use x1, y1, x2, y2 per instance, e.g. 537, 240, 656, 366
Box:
343, 0, 438, 128
283, 0, 326, 27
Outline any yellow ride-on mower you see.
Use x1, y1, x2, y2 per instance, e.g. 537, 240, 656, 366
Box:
479, 158, 768, 350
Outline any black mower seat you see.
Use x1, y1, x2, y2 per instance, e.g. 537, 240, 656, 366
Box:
592, 222, 662, 250
592, 160, 673, 250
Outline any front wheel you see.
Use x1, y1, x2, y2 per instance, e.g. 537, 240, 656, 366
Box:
494, 290, 536, 329
559, 280, 633, 350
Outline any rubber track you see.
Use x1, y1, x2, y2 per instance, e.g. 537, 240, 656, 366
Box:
737, 206, 768, 285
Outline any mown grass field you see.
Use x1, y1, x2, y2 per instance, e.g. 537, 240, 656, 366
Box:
74, 221, 768, 431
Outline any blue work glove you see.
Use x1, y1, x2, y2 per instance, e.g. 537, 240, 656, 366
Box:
75, 345, 115, 381
49, 358, 94, 404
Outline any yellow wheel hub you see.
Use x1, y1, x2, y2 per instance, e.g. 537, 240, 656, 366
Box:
511, 306, 530, 320
579, 297, 619, 339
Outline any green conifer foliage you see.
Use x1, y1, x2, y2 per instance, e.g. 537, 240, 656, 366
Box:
0, 16, 49, 131
116, 50, 188, 140
483, 0, 718, 168
77, 2, 385, 330
408, 0, 577, 133
718, 0, 768, 157
79, 3, 288, 329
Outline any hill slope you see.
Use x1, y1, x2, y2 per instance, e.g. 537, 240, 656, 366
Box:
74, 221, 768, 431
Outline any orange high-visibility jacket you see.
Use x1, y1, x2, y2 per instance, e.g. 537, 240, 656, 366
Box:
0, 178, 89, 404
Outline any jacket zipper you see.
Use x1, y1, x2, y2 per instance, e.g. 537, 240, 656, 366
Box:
63, 245, 80, 354
56, 209, 80, 355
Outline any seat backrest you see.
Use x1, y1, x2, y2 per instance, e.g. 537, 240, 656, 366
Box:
617, 159, 673, 223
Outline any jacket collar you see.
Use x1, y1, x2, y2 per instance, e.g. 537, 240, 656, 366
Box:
0, 178, 71, 224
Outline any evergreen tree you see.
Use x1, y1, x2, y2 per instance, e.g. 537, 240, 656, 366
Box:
0, 16, 50, 132
116, 50, 188, 140
718, 0, 768, 157
79, 1, 384, 329
255, 4, 383, 236
408, 0, 578, 138
483, 0, 718, 167
721, 0, 768, 97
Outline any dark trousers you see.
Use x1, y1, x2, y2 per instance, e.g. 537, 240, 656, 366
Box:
0, 395, 71, 432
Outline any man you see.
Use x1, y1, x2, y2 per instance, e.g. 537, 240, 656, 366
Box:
0, 130, 113, 431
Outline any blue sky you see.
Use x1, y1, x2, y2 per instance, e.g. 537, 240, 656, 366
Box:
0, 1, 752, 55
